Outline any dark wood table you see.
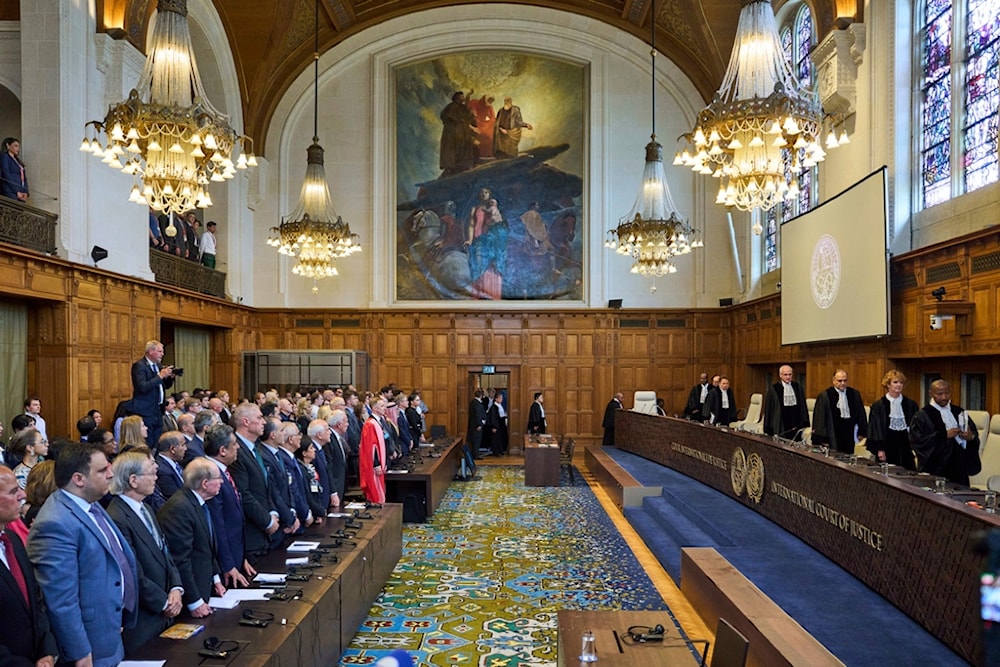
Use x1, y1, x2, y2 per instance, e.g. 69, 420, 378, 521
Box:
615, 410, 1000, 665
385, 436, 463, 521
557, 610, 704, 666
126, 504, 402, 665
525, 434, 561, 486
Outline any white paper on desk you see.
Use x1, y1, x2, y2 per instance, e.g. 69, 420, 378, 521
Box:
287, 540, 321, 552
386, 469, 409, 474
255, 573, 287, 584
327, 512, 352, 518
223, 588, 272, 601
120, 662, 166, 667
286, 556, 310, 566
208, 595, 240, 609
345, 502, 367, 510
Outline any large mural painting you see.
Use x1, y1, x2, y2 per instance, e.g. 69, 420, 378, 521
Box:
395, 52, 585, 301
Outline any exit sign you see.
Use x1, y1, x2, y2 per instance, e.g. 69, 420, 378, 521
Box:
482, 365, 496, 374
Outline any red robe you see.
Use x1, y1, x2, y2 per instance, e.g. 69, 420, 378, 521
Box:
360, 416, 387, 503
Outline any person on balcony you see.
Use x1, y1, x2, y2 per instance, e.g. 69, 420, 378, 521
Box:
0, 137, 29, 202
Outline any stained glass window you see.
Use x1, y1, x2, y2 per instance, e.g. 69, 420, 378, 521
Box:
765, 4, 817, 272
919, 0, 1000, 208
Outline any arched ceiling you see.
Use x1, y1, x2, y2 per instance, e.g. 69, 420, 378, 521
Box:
91, 0, 847, 155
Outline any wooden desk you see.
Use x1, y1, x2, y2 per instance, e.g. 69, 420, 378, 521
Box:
385, 436, 463, 521
127, 505, 402, 666
525, 435, 561, 486
615, 410, 1000, 665
557, 610, 704, 666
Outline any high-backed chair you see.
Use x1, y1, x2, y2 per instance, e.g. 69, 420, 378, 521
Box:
855, 405, 873, 458
967, 410, 990, 452
710, 617, 749, 667
632, 391, 658, 415
970, 414, 1000, 489
731, 393, 763, 432
806, 397, 816, 425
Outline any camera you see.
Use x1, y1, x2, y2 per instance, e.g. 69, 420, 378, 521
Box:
930, 314, 943, 331
172, 367, 184, 376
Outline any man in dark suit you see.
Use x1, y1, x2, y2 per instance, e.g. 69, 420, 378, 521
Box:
107, 451, 183, 653
228, 403, 280, 565
0, 465, 57, 667
259, 418, 301, 547
157, 458, 226, 618
28, 442, 139, 667
326, 412, 351, 506
183, 410, 215, 466
343, 391, 362, 453
602, 392, 624, 446
910, 379, 982, 486
305, 419, 334, 510
276, 422, 313, 528
129, 340, 177, 447
203, 424, 254, 589
683, 373, 711, 422
467, 389, 487, 459
527, 392, 547, 434
155, 431, 188, 499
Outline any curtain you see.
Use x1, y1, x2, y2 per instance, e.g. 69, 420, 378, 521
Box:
0, 302, 27, 433
172, 326, 210, 393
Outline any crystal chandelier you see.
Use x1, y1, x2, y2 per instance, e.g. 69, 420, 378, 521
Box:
80, 0, 255, 215
674, 0, 836, 213
605, 0, 701, 277
266, 0, 360, 289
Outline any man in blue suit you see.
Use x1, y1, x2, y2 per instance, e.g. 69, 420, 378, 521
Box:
129, 340, 176, 447
28, 442, 139, 667
155, 432, 187, 500
259, 418, 300, 547
204, 423, 255, 588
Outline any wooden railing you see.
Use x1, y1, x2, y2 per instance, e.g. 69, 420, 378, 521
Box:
149, 248, 227, 299
0, 196, 58, 255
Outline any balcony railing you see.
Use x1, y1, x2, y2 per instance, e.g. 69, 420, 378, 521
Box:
149, 248, 227, 299
0, 196, 58, 255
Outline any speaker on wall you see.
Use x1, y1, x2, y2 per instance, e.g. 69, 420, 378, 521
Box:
91, 246, 109, 264
719, 297, 734, 307
608, 298, 623, 309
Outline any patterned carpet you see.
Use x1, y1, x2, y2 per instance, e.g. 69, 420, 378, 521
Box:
339, 465, 672, 666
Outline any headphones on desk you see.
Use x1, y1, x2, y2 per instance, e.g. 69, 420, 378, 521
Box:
626, 624, 665, 643
240, 608, 274, 627
200, 636, 240, 659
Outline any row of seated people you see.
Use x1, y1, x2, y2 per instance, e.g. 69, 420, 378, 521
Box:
673, 366, 990, 489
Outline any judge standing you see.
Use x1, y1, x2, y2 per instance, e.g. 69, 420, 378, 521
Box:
602, 392, 624, 446
527, 392, 547, 434
811, 369, 868, 454
705, 377, 736, 426
910, 379, 981, 486
867, 370, 919, 469
763, 365, 809, 440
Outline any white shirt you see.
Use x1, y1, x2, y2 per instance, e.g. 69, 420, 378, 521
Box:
200, 229, 217, 255
27, 412, 46, 440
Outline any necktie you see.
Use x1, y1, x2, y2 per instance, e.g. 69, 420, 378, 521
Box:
224, 469, 240, 500
140, 503, 162, 550
336, 434, 348, 461
90, 504, 137, 612
202, 502, 215, 544
250, 444, 268, 482
0, 531, 29, 605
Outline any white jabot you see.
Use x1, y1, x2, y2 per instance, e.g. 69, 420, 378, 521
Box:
886, 394, 907, 431
932, 401, 967, 448
721, 392, 729, 409
699, 384, 709, 402
836, 389, 850, 418
782, 382, 797, 406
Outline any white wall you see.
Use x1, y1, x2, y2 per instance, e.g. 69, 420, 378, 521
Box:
258, 5, 734, 309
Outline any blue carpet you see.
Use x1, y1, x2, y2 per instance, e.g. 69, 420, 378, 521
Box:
607, 447, 970, 667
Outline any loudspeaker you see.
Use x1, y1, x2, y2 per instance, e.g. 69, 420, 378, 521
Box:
90, 246, 108, 264
719, 297, 734, 307
608, 298, 623, 309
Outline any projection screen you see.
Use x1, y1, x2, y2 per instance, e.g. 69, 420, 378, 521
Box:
780, 167, 889, 345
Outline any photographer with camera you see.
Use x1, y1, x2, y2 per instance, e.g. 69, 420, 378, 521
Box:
128, 340, 180, 447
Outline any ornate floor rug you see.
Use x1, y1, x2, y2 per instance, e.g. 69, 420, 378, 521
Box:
339, 465, 673, 666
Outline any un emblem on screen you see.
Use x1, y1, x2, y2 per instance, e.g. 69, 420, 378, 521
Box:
810, 234, 841, 309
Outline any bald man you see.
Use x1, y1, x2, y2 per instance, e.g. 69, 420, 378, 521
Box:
909, 380, 981, 485
763, 364, 809, 440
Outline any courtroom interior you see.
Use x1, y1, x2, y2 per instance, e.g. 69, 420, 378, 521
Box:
1, 0, 999, 665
